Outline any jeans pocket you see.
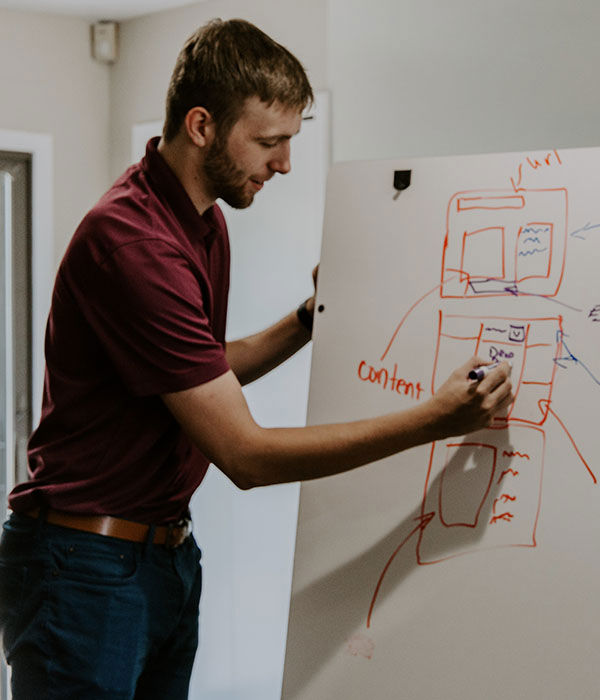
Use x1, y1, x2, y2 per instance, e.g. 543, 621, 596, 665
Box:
48, 536, 140, 586
0, 562, 27, 653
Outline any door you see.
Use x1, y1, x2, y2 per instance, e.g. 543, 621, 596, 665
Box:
0, 164, 11, 700
0, 152, 32, 700
0, 152, 32, 508
0, 167, 12, 526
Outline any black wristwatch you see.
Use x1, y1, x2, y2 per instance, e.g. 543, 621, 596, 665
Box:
296, 298, 314, 334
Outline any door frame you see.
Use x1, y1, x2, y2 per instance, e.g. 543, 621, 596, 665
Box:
0, 130, 53, 491
0, 129, 52, 700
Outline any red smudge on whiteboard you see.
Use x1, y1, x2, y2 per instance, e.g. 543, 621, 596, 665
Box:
345, 633, 375, 660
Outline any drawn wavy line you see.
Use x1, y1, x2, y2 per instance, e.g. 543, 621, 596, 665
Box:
490, 513, 513, 525
492, 495, 516, 515
518, 247, 548, 256
502, 450, 530, 459
498, 468, 519, 483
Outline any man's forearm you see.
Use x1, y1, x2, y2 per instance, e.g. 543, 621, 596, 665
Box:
233, 399, 445, 488
226, 303, 313, 385
163, 360, 513, 491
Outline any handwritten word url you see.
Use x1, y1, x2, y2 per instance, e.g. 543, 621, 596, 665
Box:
357, 361, 425, 400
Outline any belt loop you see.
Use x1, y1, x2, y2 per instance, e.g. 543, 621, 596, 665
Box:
143, 524, 156, 558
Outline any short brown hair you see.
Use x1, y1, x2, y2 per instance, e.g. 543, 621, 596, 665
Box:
163, 18, 314, 142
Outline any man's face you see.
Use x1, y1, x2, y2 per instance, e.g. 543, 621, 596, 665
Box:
203, 97, 302, 209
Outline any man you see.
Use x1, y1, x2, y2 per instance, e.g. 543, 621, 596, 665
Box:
0, 18, 512, 700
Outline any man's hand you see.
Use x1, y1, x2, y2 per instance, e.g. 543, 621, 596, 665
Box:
304, 264, 319, 316
428, 356, 513, 438
225, 263, 320, 384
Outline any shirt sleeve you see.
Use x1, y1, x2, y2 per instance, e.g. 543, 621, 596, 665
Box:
73, 237, 230, 396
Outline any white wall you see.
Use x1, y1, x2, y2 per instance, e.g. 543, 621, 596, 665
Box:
329, 0, 600, 162
4, 0, 600, 262
0, 8, 111, 261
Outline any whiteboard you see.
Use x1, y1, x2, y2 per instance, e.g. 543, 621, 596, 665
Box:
282, 146, 600, 700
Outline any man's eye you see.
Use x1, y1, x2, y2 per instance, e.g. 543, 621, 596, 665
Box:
260, 141, 278, 148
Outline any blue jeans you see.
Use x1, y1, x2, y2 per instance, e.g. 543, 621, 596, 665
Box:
0, 511, 202, 699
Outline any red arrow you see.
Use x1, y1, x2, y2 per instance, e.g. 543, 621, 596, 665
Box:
367, 511, 435, 629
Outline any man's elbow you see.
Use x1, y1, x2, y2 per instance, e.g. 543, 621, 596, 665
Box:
217, 446, 272, 491
227, 467, 260, 491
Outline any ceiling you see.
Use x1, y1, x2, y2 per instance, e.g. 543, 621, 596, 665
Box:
0, 0, 202, 21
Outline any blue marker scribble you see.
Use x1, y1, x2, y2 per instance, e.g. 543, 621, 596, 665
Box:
523, 226, 551, 235
522, 236, 542, 244
518, 247, 548, 257
554, 330, 600, 386
570, 222, 600, 240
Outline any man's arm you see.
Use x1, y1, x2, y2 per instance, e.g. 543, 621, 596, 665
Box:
162, 357, 513, 490
225, 297, 313, 385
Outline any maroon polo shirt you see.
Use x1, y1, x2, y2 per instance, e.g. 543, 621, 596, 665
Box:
9, 137, 231, 524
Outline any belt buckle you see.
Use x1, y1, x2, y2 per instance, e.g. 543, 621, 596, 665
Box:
165, 517, 191, 549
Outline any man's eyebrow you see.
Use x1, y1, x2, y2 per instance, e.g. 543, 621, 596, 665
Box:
257, 134, 294, 142
255, 127, 301, 141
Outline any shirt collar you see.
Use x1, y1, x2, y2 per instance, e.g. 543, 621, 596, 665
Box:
141, 136, 218, 239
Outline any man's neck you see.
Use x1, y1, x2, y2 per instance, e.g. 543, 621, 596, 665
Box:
157, 137, 216, 215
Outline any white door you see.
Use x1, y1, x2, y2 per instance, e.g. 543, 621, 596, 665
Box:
0, 168, 13, 525
0, 166, 12, 700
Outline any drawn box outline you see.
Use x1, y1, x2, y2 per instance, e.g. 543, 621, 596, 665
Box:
438, 441, 497, 529
431, 311, 563, 427
417, 424, 546, 566
460, 226, 506, 285
440, 188, 568, 299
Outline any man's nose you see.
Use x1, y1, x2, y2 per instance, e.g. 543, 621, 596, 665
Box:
269, 141, 291, 174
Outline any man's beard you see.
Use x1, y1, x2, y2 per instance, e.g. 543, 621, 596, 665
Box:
203, 134, 255, 209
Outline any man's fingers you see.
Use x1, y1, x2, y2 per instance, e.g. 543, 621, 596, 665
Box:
478, 361, 512, 392
488, 377, 514, 414
464, 356, 487, 373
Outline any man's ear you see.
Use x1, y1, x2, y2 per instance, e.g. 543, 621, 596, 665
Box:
184, 107, 216, 148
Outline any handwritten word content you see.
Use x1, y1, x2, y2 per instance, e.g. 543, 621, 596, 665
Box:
357, 361, 425, 400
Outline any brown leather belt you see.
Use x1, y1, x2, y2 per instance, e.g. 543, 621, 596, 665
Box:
25, 508, 191, 549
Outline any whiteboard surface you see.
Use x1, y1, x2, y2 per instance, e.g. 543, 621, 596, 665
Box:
282, 146, 600, 700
